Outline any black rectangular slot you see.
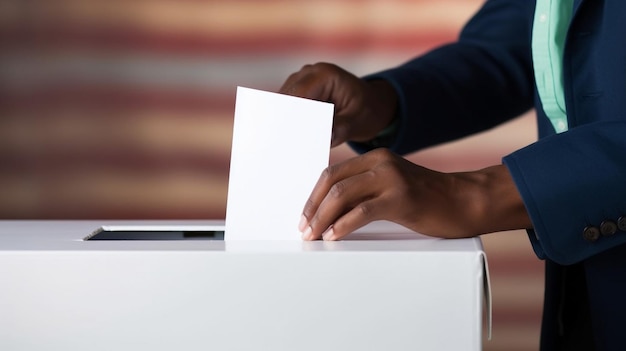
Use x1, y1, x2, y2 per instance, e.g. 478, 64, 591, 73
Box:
85, 228, 225, 241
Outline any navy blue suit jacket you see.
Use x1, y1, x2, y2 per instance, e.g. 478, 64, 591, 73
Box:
356, 0, 626, 349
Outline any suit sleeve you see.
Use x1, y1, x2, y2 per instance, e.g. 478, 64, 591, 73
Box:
349, 0, 626, 265
351, 0, 536, 154
504, 122, 626, 265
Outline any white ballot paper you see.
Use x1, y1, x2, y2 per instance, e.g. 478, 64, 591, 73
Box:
225, 86, 333, 240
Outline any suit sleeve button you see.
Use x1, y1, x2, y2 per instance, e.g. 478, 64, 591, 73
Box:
600, 220, 618, 236
583, 226, 600, 242
618, 216, 626, 231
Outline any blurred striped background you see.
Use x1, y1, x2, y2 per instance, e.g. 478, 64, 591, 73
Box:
0, 0, 543, 349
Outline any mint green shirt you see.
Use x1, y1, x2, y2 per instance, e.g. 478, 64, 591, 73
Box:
532, 0, 574, 133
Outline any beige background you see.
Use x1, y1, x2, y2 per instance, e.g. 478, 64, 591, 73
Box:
0, 1, 543, 349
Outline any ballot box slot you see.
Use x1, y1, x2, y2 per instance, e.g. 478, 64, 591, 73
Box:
84, 226, 225, 241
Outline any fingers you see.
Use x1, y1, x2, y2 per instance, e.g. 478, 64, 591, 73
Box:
278, 65, 312, 97
330, 121, 350, 148
279, 63, 344, 145
320, 197, 391, 241
279, 62, 389, 147
278, 63, 336, 101
302, 154, 374, 222
301, 149, 393, 241
303, 170, 378, 241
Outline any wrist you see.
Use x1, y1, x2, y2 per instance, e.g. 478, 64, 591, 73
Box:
454, 165, 531, 235
356, 79, 398, 142
362, 115, 399, 149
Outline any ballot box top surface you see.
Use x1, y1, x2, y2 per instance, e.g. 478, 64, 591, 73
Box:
0, 220, 485, 254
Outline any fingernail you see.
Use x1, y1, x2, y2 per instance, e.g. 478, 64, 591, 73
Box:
298, 215, 308, 232
322, 226, 334, 241
301, 226, 313, 240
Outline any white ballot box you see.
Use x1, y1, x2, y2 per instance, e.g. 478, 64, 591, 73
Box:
0, 220, 491, 351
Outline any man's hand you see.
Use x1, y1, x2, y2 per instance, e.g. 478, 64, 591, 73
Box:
279, 62, 397, 147
298, 148, 532, 240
